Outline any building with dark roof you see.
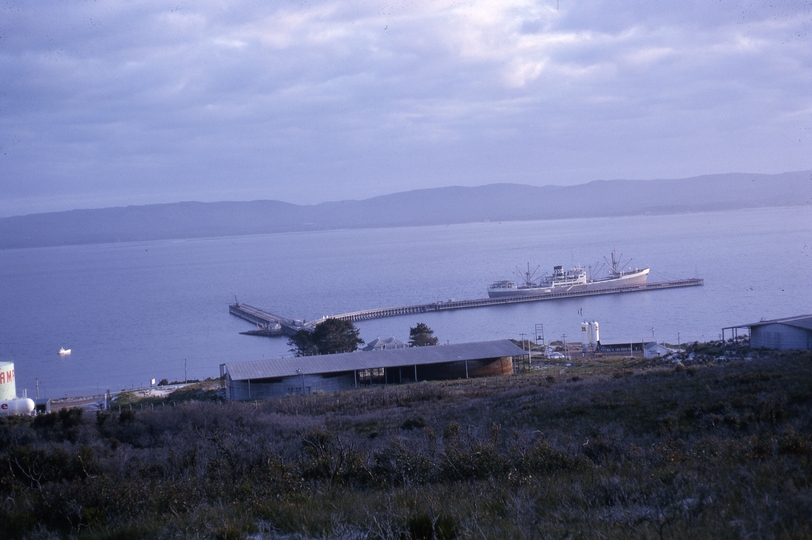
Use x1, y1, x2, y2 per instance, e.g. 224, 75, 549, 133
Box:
723, 314, 812, 350
221, 339, 525, 401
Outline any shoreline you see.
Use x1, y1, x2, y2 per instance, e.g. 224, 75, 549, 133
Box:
47, 383, 198, 411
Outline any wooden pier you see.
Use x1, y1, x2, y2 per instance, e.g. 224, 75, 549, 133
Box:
229, 278, 703, 334
228, 303, 309, 336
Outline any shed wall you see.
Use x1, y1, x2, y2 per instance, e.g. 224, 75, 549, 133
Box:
751, 324, 812, 350
227, 357, 515, 401
469, 357, 514, 377
228, 372, 356, 400
415, 357, 513, 381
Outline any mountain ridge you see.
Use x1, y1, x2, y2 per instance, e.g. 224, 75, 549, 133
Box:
1, 171, 809, 249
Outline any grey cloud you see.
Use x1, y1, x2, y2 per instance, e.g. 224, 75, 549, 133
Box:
0, 0, 810, 216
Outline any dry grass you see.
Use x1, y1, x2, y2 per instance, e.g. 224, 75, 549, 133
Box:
1, 346, 811, 539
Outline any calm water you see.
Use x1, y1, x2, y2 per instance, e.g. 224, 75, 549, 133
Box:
2, 206, 810, 398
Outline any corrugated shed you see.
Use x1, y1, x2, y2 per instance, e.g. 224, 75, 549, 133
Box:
751, 323, 812, 350
746, 314, 812, 332
225, 339, 525, 381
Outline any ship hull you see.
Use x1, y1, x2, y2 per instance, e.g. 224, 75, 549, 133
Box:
488, 268, 650, 298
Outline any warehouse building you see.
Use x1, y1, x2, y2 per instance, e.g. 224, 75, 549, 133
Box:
221, 339, 525, 401
723, 314, 812, 350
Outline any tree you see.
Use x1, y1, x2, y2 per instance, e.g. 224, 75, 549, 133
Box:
312, 318, 364, 354
288, 318, 365, 356
288, 329, 319, 357
409, 322, 438, 347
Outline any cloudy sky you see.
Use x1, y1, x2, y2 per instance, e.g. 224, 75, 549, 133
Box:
1, 0, 810, 217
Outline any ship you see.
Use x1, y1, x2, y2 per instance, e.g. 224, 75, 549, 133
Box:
488, 252, 650, 298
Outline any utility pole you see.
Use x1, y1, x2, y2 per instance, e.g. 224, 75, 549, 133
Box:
184, 359, 187, 385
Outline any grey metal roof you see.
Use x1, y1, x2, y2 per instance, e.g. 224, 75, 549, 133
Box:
734, 314, 812, 332
225, 339, 526, 381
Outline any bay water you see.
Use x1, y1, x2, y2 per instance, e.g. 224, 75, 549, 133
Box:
1, 205, 810, 398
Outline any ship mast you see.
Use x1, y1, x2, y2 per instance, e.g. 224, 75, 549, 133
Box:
605, 250, 633, 277
514, 263, 540, 287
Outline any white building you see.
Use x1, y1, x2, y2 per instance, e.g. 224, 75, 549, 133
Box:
643, 342, 672, 359
363, 336, 408, 351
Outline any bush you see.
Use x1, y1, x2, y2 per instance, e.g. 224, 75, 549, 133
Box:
1, 351, 811, 538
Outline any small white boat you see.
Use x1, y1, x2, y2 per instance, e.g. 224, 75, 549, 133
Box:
58, 347, 71, 355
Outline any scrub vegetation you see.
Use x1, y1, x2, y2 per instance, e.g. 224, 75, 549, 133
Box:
1, 346, 811, 539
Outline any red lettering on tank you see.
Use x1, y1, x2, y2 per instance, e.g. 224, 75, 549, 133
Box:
1, 403, 7, 410
0, 373, 4, 384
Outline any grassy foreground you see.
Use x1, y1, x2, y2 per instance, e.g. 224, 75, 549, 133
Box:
2, 348, 811, 539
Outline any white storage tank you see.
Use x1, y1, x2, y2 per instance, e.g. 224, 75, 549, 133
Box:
0, 361, 35, 416
580, 321, 600, 350
581, 322, 591, 348
0, 361, 16, 400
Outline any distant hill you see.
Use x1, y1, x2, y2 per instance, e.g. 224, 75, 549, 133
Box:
1, 171, 810, 249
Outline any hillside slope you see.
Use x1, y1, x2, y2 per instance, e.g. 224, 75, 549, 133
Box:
2, 347, 811, 538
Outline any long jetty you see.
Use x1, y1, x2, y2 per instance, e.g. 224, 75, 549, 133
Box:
229, 278, 703, 333
228, 303, 306, 336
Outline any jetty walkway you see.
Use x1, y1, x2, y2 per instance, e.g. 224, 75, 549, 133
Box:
229, 278, 703, 333
228, 303, 306, 336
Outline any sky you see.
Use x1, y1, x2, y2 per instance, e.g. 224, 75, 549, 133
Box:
1, 0, 811, 217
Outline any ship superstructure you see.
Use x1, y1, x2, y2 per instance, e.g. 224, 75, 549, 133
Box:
488, 252, 650, 298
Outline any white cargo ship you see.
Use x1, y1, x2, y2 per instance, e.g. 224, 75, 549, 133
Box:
488, 252, 650, 298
